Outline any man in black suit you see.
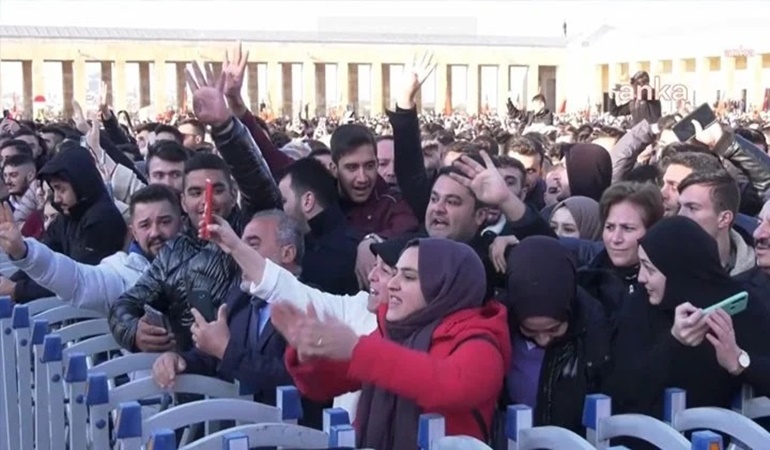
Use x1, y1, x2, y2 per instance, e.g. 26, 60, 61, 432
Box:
151, 209, 328, 428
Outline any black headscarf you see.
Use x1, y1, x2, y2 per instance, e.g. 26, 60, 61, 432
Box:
564, 143, 612, 202
639, 216, 739, 311
506, 236, 576, 323
356, 238, 486, 450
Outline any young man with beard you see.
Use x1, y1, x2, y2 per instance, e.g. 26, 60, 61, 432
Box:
0, 184, 183, 315
0, 143, 128, 302
3, 154, 36, 209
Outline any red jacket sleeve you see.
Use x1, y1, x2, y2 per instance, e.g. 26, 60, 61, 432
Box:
238, 110, 294, 178
347, 334, 505, 411
284, 347, 362, 402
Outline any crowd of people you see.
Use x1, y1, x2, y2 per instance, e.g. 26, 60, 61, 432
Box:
0, 43, 769, 450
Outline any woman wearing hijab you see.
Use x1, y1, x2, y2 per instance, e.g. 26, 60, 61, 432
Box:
605, 216, 770, 420
549, 196, 602, 240
495, 236, 611, 443
563, 143, 613, 203
276, 238, 511, 449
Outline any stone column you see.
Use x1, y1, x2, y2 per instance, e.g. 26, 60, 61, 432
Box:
266, 61, 281, 118
747, 54, 763, 109
436, 63, 449, 114
175, 62, 187, 110
720, 55, 736, 100
246, 63, 259, 112
526, 64, 539, 107
138, 62, 151, 108
281, 63, 293, 118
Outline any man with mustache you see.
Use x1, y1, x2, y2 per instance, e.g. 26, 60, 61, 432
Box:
0, 184, 183, 316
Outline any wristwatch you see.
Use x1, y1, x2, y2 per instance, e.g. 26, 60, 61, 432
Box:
363, 233, 383, 244
737, 350, 751, 371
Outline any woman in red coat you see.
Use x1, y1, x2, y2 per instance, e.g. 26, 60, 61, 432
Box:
273, 238, 511, 450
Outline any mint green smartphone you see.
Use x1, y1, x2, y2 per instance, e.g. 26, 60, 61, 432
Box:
702, 291, 748, 316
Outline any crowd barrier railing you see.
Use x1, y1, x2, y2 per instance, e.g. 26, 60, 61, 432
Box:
3, 294, 770, 450
664, 388, 770, 450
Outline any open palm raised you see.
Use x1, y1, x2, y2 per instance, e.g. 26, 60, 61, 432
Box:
185, 61, 231, 128
449, 151, 512, 207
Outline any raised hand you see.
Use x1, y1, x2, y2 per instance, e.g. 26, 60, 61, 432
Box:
0, 202, 26, 260
705, 309, 743, 374
223, 42, 249, 99
199, 215, 241, 253
98, 81, 112, 119
450, 151, 512, 207
397, 51, 436, 109
71, 100, 90, 134
185, 61, 231, 127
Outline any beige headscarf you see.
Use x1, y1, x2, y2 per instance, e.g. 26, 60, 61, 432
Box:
552, 196, 602, 241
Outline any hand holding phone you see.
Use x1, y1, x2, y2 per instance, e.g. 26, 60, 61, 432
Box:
143, 304, 170, 330
702, 291, 748, 316
672, 103, 717, 142
189, 289, 216, 322
201, 178, 213, 239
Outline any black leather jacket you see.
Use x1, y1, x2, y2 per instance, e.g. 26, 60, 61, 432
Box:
108, 117, 281, 352
716, 132, 770, 216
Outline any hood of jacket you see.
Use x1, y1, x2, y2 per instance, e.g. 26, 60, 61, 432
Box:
730, 228, 756, 276
37, 142, 109, 218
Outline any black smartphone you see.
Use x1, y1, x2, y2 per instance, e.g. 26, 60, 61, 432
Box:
189, 289, 216, 322
143, 304, 170, 330
672, 103, 717, 142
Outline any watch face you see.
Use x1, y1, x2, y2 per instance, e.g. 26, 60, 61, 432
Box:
739, 351, 751, 368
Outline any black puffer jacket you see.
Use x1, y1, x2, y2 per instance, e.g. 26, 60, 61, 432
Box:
12, 144, 127, 303
108, 117, 281, 351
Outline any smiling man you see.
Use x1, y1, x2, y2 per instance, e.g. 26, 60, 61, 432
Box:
1, 185, 182, 315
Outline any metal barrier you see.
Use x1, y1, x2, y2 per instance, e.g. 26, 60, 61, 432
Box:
583, 393, 691, 449
508, 404, 595, 450
665, 388, 770, 450
733, 384, 770, 420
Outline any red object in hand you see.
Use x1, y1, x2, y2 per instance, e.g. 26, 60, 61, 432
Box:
202, 178, 213, 239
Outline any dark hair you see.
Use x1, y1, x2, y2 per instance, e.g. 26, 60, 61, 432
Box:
147, 141, 190, 165
128, 184, 182, 217
657, 114, 679, 131
329, 124, 376, 163
504, 137, 543, 165
678, 170, 740, 220
178, 119, 206, 136
0, 139, 34, 157
623, 164, 661, 185
472, 135, 500, 156
184, 152, 232, 181
270, 131, 291, 150
575, 124, 594, 143
531, 94, 546, 103
280, 157, 338, 209
308, 148, 332, 159
661, 150, 722, 174
599, 181, 664, 229
38, 125, 66, 139
735, 127, 768, 152
135, 122, 159, 134
3, 153, 35, 168
154, 124, 184, 143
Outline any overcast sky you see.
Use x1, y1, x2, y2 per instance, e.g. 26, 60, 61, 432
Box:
0, 0, 754, 38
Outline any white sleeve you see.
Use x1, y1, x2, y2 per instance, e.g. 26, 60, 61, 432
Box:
12, 238, 127, 316
250, 259, 376, 334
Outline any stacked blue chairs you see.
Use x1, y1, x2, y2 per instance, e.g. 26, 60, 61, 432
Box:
86, 371, 256, 448
664, 388, 770, 450
0, 297, 23, 450
25, 296, 68, 316
114, 386, 355, 449
583, 394, 692, 449
506, 405, 595, 450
